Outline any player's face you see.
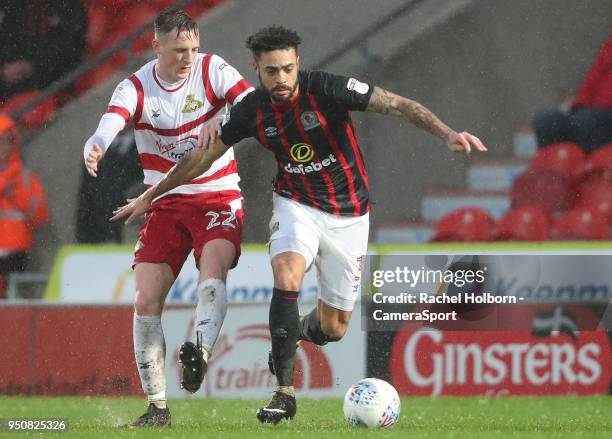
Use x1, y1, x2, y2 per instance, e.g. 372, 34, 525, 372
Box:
153, 29, 200, 82
254, 48, 300, 103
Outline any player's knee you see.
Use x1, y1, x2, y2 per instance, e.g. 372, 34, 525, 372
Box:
199, 258, 232, 282
134, 290, 163, 315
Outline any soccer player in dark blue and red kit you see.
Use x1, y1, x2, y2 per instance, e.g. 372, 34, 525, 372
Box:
113, 25, 488, 424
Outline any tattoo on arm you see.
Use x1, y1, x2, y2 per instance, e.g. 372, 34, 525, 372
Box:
366, 87, 403, 117
367, 86, 453, 141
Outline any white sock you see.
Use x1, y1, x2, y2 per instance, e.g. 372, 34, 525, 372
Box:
133, 314, 166, 407
195, 278, 228, 358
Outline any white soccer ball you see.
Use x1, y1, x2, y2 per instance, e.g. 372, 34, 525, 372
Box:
343, 378, 401, 428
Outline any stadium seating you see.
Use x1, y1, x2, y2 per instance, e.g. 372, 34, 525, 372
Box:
111, 3, 158, 58
431, 207, 495, 242
580, 143, 612, 178
511, 168, 569, 214
493, 207, 550, 241
529, 141, 585, 179
7, 1, 224, 131
550, 207, 609, 240
75, 59, 122, 95
0, 91, 56, 130
572, 175, 612, 224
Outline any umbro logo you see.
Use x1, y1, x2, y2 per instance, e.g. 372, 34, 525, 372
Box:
152, 109, 161, 118
265, 126, 277, 137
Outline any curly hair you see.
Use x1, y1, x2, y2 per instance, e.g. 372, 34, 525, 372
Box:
246, 25, 301, 58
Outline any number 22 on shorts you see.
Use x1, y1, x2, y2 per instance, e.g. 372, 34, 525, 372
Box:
205, 210, 237, 230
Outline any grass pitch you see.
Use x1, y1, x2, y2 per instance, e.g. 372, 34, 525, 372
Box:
0, 396, 610, 438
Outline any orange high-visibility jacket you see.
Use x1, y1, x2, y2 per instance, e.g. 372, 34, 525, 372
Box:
0, 115, 48, 252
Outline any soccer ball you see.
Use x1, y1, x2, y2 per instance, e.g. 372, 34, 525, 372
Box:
343, 378, 400, 428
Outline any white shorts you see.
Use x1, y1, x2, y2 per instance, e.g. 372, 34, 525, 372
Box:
268, 193, 369, 311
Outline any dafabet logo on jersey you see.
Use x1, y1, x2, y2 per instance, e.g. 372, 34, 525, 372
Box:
290, 143, 315, 163
285, 143, 337, 174
182, 94, 204, 113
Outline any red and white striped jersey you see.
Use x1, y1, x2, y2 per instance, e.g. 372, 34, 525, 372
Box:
105, 53, 253, 205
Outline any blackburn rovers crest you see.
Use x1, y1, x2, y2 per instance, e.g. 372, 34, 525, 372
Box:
300, 111, 320, 131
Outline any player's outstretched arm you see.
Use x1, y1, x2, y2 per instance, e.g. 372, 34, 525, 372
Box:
110, 139, 231, 224
366, 86, 488, 155
83, 113, 127, 177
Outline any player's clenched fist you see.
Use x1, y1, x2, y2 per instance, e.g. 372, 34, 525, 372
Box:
84, 144, 103, 177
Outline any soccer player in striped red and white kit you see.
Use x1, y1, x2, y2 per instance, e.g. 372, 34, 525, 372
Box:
112, 25, 487, 424
83, 8, 252, 428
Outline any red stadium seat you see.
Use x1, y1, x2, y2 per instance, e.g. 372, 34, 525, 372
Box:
493, 207, 550, 241
431, 207, 495, 242
529, 141, 585, 180
112, 3, 157, 43
76, 60, 120, 95
511, 168, 569, 214
132, 29, 154, 57
154, 0, 179, 9
86, 7, 111, 54
573, 176, 612, 224
581, 143, 612, 179
1, 91, 56, 129
551, 207, 609, 240
88, 0, 130, 8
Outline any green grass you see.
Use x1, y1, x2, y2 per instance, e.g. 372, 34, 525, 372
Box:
0, 396, 611, 438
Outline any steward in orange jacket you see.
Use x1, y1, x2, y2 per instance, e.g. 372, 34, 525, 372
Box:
0, 114, 48, 295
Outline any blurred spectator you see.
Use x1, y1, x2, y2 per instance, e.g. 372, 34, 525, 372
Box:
532, 32, 612, 152
0, 114, 48, 297
0, 0, 88, 103
76, 127, 143, 243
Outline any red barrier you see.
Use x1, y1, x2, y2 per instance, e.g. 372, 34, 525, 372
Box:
0, 306, 140, 396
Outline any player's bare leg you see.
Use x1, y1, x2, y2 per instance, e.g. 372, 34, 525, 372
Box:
180, 239, 236, 393
123, 263, 174, 429
257, 251, 305, 424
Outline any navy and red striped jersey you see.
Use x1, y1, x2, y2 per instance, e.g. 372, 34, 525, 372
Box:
220, 71, 374, 217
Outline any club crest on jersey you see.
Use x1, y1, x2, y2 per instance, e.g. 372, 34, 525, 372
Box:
300, 111, 320, 131
182, 94, 204, 113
